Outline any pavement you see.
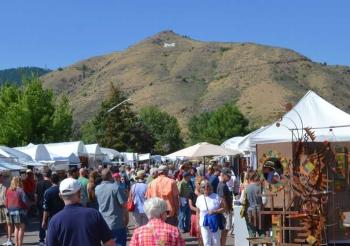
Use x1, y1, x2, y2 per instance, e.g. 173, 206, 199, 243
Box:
0, 216, 235, 245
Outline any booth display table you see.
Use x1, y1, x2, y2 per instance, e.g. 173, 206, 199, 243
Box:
247, 237, 274, 246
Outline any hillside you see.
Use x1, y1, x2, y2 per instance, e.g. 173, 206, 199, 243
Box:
41, 30, 350, 132
0, 67, 51, 85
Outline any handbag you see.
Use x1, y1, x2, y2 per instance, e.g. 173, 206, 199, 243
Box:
203, 196, 225, 231
126, 184, 136, 212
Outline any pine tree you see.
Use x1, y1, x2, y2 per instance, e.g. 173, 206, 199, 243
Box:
91, 84, 155, 152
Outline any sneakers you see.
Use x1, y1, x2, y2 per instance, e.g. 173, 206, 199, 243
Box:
2, 240, 13, 246
38, 241, 45, 246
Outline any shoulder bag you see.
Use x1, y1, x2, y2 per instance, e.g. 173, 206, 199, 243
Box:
126, 184, 136, 212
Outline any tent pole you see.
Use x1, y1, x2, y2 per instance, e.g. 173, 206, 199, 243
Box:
204, 156, 206, 177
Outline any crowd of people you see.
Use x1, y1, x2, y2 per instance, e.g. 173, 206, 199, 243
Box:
0, 160, 266, 246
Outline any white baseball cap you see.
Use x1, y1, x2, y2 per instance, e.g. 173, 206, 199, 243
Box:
59, 178, 81, 195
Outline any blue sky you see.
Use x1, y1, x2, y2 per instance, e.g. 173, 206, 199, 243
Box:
0, 0, 349, 69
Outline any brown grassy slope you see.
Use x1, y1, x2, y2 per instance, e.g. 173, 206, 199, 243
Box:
41, 30, 350, 132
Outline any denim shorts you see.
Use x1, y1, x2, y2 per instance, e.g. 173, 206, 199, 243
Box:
7, 210, 27, 225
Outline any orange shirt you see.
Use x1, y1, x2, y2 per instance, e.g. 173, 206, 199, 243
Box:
146, 175, 179, 217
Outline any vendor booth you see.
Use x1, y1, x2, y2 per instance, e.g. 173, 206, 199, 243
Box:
85, 144, 107, 168
249, 91, 350, 245
14, 144, 52, 162
100, 147, 120, 162
45, 141, 88, 168
0, 146, 43, 167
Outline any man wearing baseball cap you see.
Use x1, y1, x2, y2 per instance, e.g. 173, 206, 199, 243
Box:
46, 178, 115, 246
218, 168, 234, 246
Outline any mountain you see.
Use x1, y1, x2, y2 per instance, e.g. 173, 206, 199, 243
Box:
0, 67, 51, 85
41, 30, 350, 132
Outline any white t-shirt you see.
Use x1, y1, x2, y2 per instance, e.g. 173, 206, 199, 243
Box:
196, 193, 221, 226
226, 175, 236, 192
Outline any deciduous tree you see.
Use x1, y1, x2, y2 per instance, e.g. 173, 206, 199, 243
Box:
188, 104, 249, 145
139, 106, 183, 154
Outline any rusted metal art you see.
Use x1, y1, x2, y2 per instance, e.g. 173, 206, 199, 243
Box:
287, 129, 330, 245
259, 127, 332, 245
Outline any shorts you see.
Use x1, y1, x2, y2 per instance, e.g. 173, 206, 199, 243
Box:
7, 210, 27, 225
223, 212, 233, 230
0, 207, 7, 224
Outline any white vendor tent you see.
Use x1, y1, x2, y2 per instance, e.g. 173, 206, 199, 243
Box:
138, 153, 151, 161
100, 147, 120, 161
85, 144, 107, 168
0, 146, 42, 166
15, 144, 52, 161
50, 153, 81, 164
85, 144, 104, 157
167, 142, 242, 159
222, 126, 270, 155
45, 141, 87, 159
150, 155, 165, 164
221, 137, 245, 152
120, 152, 138, 167
0, 159, 26, 171
251, 90, 350, 145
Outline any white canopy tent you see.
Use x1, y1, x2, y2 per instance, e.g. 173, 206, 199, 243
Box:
0, 146, 42, 166
138, 153, 151, 161
222, 127, 270, 154
50, 153, 81, 164
167, 142, 242, 159
100, 147, 120, 161
251, 90, 350, 145
150, 155, 166, 164
15, 144, 52, 162
85, 144, 107, 168
221, 137, 245, 152
45, 141, 87, 161
0, 159, 26, 171
120, 152, 138, 167
85, 144, 104, 157
45, 141, 87, 157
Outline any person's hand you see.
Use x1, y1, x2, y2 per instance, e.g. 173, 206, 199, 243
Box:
41, 221, 47, 230
208, 210, 215, 215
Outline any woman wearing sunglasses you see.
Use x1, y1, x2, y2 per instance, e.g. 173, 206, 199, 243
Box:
195, 180, 225, 246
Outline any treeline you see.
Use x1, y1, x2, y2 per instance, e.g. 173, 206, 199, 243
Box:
0, 67, 51, 85
0, 77, 72, 146
0, 77, 250, 153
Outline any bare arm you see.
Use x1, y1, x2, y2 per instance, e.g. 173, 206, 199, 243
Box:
208, 199, 225, 215
172, 182, 180, 213
104, 239, 116, 246
221, 195, 229, 212
189, 199, 198, 213
42, 211, 49, 229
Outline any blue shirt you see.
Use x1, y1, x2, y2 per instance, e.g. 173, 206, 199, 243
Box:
208, 175, 219, 193
43, 185, 64, 218
95, 181, 127, 230
46, 204, 112, 246
130, 182, 147, 213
